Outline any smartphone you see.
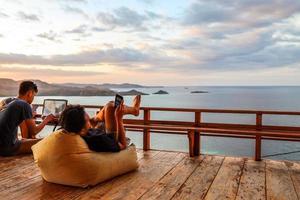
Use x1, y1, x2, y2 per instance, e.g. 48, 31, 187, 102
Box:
114, 94, 123, 108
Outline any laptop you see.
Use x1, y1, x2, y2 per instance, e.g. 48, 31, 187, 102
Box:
42, 99, 68, 118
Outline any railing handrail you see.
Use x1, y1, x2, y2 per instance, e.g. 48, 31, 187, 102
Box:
34, 104, 300, 115
33, 103, 300, 160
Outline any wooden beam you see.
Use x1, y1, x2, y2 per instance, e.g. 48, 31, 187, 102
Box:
194, 112, 201, 156
255, 113, 262, 161
187, 130, 195, 157
143, 109, 151, 151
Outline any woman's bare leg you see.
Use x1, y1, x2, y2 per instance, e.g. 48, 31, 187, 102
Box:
123, 95, 141, 116
93, 96, 141, 133
115, 102, 127, 149
17, 138, 42, 154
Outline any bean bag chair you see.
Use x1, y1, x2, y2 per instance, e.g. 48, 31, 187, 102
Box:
31, 130, 139, 188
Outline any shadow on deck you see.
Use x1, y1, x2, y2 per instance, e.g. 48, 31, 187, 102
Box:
0, 150, 299, 200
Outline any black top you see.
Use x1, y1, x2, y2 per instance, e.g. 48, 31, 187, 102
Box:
0, 99, 32, 146
82, 128, 120, 152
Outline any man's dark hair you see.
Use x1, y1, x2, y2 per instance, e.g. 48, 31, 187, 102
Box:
59, 105, 86, 133
19, 81, 38, 95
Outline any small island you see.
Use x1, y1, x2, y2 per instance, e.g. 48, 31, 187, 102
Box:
191, 91, 208, 94
153, 90, 169, 95
119, 89, 148, 96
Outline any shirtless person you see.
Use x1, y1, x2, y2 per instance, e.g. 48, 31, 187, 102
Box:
59, 95, 141, 152
0, 81, 55, 156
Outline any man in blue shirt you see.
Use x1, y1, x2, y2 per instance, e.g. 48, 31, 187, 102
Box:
0, 81, 55, 156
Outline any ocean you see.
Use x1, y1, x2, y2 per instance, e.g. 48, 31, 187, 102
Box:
3, 86, 300, 160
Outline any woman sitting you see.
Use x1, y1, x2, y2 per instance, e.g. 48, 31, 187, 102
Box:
59, 95, 141, 152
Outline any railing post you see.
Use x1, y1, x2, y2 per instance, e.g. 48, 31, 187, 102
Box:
194, 112, 201, 156
255, 113, 262, 161
143, 109, 151, 151
188, 130, 195, 157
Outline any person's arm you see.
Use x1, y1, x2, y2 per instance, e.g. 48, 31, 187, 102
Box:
20, 121, 29, 138
23, 115, 55, 137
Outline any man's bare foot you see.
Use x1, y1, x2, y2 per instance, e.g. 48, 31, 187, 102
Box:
132, 95, 141, 116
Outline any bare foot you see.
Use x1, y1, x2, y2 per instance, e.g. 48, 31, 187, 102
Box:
132, 95, 141, 116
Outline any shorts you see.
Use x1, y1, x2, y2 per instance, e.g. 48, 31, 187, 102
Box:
0, 140, 21, 157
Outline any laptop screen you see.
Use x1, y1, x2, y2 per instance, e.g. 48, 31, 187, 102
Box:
42, 99, 68, 117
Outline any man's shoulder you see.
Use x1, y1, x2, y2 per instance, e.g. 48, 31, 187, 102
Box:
9, 99, 31, 109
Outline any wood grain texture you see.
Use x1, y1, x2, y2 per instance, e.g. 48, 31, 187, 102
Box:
76, 150, 165, 200
93, 152, 185, 200
172, 156, 224, 200
235, 159, 266, 200
266, 160, 298, 200
285, 161, 300, 199
1, 151, 300, 200
139, 156, 204, 200
204, 157, 245, 200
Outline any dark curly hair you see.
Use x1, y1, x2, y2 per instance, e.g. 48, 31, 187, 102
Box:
59, 105, 86, 133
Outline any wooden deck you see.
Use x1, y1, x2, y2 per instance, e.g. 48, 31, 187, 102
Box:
0, 150, 299, 200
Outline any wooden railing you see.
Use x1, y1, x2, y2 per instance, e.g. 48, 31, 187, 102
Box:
34, 104, 300, 161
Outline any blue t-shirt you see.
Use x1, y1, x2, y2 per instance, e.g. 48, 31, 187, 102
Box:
0, 99, 33, 146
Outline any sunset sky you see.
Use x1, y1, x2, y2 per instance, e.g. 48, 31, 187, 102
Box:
0, 0, 300, 85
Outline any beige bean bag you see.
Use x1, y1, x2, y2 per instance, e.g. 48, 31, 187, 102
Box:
31, 130, 139, 188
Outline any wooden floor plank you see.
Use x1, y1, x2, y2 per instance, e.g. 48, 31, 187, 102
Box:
75, 150, 163, 200
1, 150, 159, 200
139, 155, 204, 200
285, 161, 300, 199
235, 159, 266, 200
204, 157, 245, 200
0, 175, 85, 200
0, 162, 40, 192
1, 150, 300, 200
266, 160, 298, 200
137, 150, 160, 161
0, 155, 33, 173
172, 156, 224, 200
78, 152, 185, 200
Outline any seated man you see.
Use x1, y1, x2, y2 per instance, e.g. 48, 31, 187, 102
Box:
59, 95, 141, 152
0, 81, 55, 156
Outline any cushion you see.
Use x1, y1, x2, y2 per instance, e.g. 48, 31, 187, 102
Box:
31, 130, 139, 188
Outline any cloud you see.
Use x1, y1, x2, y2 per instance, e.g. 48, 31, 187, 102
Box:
63, 5, 89, 19
0, 34, 3, 38
138, 0, 155, 4
0, 66, 104, 77
91, 27, 108, 32
65, 24, 88, 34
37, 31, 59, 42
17, 11, 40, 22
184, 2, 233, 25
183, 0, 300, 28
97, 7, 150, 30
0, 11, 9, 18
0, 47, 158, 66
58, 0, 87, 3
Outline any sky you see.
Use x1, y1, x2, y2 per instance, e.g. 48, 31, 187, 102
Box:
0, 0, 300, 86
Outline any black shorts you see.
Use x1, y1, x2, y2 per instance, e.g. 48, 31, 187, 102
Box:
82, 129, 121, 152
0, 140, 21, 157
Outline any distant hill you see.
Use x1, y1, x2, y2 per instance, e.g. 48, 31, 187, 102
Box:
0, 78, 152, 96
57, 83, 162, 89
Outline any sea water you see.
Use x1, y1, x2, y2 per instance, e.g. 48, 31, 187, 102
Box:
2, 86, 300, 160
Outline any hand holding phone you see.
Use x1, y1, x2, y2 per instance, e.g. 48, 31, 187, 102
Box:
114, 94, 124, 108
